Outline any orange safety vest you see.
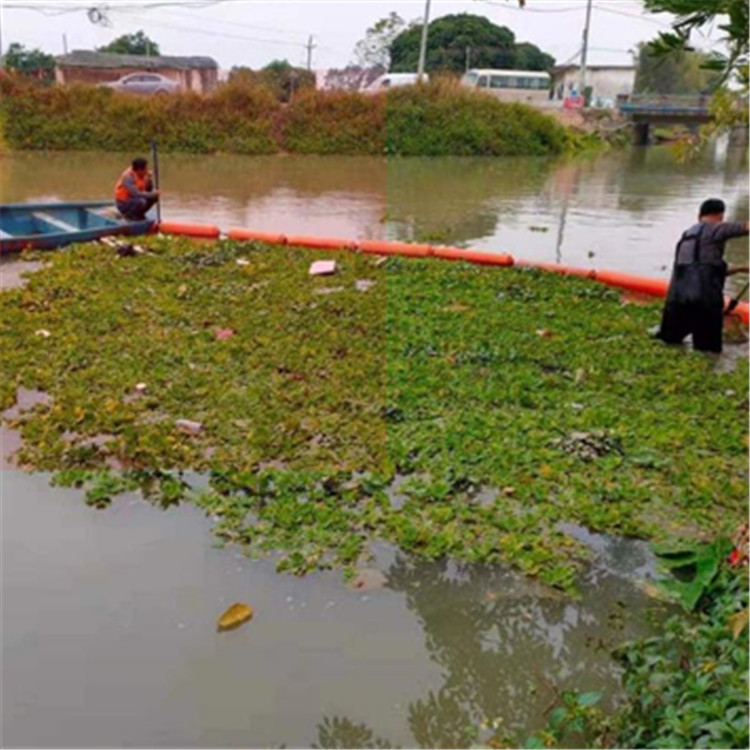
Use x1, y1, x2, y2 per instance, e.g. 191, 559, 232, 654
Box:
114, 168, 151, 202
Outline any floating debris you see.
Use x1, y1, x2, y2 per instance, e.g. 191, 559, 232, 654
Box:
355, 279, 376, 292
553, 430, 622, 461
175, 419, 203, 436
349, 568, 387, 591
34, 329, 51, 338
309, 260, 337, 276
215, 328, 235, 340
217, 602, 254, 632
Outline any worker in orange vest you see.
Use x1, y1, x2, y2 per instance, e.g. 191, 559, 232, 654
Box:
114, 157, 160, 221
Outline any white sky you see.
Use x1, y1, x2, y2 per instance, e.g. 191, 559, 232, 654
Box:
0, 0, 727, 71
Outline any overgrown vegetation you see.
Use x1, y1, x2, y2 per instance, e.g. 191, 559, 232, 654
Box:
1, 237, 747, 592
520, 541, 749, 749
0, 74, 578, 157
385, 79, 568, 156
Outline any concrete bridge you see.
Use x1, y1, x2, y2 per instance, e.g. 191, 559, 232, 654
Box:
618, 94, 711, 145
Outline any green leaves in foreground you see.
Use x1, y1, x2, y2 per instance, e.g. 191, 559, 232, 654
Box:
1, 237, 748, 591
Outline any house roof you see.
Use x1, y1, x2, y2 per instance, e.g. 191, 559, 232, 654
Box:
56, 50, 218, 70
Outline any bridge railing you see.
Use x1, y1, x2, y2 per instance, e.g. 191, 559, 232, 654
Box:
621, 94, 711, 110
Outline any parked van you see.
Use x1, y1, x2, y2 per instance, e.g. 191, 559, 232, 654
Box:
365, 72, 428, 92
460, 69, 550, 103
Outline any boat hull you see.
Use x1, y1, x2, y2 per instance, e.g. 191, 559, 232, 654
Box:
0, 201, 154, 254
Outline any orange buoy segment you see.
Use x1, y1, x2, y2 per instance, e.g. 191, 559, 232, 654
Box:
594, 270, 669, 298
159, 222, 220, 239
227, 228, 288, 244
285, 235, 357, 251
432, 246, 513, 266
358, 239, 433, 258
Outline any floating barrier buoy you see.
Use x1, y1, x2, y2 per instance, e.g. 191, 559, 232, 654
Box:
162, 225, 749, 326
159, 222, 220, 239
227, 228, 288, 245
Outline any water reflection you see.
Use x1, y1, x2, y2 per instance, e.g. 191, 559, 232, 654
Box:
314, 535, 665, 749
4, 147, 747, 283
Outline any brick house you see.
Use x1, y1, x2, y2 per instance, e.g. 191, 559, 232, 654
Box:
55, 50, 219, 93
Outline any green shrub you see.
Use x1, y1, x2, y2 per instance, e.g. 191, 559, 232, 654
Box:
0, 75, 581, 157
385, 78, 568, 156
282, 88, 385, 155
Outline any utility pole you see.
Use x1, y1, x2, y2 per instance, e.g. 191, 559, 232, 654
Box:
465, 46, 471, 73
417, 0, 431, 82
578, 0, 593, 104
305, 35, 316, 71
63, 34, 68, 54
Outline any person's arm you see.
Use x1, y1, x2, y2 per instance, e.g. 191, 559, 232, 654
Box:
712, 221, 750, 241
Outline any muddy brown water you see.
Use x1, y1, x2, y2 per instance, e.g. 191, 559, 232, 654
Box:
2, 143, 748, 290
2, 471, 670, 749
1, 144, 746, 747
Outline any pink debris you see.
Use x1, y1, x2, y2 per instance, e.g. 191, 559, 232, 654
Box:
215, 328, 235, 340
309, 260, 337, 276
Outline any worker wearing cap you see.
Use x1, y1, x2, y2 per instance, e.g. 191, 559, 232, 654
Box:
658, 198, 749, 353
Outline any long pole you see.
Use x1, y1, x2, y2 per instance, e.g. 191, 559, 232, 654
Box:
579, 0, 593, 103
417, 0, 432, 82
306, 35, 315, 71
151, 139, 161, 225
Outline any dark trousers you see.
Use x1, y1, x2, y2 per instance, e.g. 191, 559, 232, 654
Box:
116, 196, 158, 221
658, 302, 723, 353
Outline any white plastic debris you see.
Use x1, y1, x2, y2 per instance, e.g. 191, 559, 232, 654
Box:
309, 260, 337, 276
236, 258, 251, 266
34, 329, 51, 338
355, 279, 375, 292
176, 419, 203, 435
134, 382, 148, 394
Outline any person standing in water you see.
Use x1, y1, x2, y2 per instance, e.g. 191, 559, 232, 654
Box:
658, 199, 749, 354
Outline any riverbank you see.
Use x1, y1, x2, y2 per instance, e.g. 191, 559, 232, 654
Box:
0, 75, 600, 157
1, 236, 747, 592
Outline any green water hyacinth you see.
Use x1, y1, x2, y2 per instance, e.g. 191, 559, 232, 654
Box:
1, 236, 747, 592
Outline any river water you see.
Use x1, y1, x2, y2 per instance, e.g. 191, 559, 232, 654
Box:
2, 472, 666, 749
1, 143, 748, 289
1, 145, 746, 747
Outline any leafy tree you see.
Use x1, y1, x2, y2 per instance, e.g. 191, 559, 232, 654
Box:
643, 0, 748, 84
634, 41, 723, 94
352, 12, 412, 69
260, 59, 315, 102
98, 31, 160, 56
389, 13, 553, 74
513, 42, 555, 72
229, 60, 315, 102
1, 42, 55, 72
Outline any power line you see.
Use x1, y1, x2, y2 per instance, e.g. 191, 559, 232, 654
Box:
107, 13, 309, 47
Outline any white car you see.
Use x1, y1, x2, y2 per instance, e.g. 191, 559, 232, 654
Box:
364, 72, 429, 92
99, 72, 179, 95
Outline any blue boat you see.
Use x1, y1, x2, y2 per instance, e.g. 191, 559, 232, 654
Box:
0, 201, 155, 254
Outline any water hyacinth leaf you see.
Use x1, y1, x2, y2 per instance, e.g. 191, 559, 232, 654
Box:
728, 608, 748, 639
217, 602, 253, 632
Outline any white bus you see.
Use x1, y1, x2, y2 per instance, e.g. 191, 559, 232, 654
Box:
460, 69, 551, 103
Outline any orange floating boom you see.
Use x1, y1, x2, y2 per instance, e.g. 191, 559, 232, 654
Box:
159, 222, 220, 239
160, 225, 749, 325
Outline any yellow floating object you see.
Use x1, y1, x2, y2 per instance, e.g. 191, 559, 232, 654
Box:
217, 602, 253, 632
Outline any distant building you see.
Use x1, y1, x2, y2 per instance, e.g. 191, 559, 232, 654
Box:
55, 50, 219, 93
551, 64, 636, 104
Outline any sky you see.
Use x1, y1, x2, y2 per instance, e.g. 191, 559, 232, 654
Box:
0, 0, 726, 72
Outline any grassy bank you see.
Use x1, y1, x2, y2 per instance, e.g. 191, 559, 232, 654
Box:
0, 74, 576, 157
1, 237, 747, 591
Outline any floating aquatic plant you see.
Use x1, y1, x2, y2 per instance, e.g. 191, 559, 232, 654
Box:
1, 237, 746, 592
